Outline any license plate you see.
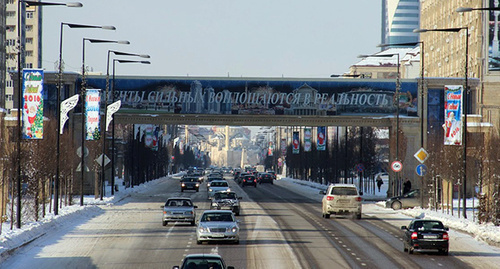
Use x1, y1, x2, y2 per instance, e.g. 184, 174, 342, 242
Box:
212, 234, 225, 238
338, 199, 350, 203
423, 234, 438, 239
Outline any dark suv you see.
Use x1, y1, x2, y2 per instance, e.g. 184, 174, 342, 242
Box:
258, 173, 274, 184
210, 191, 242, 216
241, 175, 257, 187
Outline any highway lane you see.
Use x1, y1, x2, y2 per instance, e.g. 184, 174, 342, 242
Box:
0, 174, 493, 268
242, 180, 474, 269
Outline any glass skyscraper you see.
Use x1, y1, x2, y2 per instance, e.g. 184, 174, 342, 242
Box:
381, 0, 420, 46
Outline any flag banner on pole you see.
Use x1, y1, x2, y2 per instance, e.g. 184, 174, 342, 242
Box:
85, 89, 101, 140
443, 85, 463, 145
22, 69, 44, 139
268, 141, 273, 156
60, 94, 79, 134
317, 126, 326, 151
281, 138, 287, 156
292, 131, 300, 154
304, 128, 312, 152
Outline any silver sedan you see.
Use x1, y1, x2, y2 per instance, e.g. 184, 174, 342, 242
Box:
196, 210, 239, 244
161, 197, 197, 226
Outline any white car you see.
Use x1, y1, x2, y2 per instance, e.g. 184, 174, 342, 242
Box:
320, 183, 362, 219
196, 210, 239, 244
207, 180, 230, 199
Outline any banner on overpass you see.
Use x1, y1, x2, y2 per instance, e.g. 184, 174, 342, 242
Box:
85, 77, 418, 117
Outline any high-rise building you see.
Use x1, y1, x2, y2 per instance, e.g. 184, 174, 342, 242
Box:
1, 1, 6, 109
381, 0, 420, 46
4, 1, 43, 112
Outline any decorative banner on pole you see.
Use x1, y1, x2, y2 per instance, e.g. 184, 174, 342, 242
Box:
85, 89, 101, 140
443, 85, 463, 145
304, 128, 312, 152
268, 141, 273, 156
105, 100, 121, 131
317, 126, 326, 151
59, 94, 79, 134
22, 69, 44, 139
281, 138, 287, 156
292, 131, 300, 154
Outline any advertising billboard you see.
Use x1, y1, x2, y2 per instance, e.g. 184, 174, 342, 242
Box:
85, 89, 101, 140
443, 85, 463, 145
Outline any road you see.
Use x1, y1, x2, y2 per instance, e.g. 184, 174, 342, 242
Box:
1, 174, 498, 269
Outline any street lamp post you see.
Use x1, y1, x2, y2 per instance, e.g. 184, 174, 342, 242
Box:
102, 51, 150, 197
358, 52, 401, 196
15, 0, 82, 228
379, 41, 425, 205
414, 27, 469, 218
79, 38, 129, 206
110, 59, 150, 194
55, 22, 115, 215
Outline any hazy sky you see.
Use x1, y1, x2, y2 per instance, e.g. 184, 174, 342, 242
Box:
41, 0, 381, 78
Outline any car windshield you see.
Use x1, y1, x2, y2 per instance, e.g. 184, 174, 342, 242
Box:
214, 193, 236, 199
183, 257, 224, 269
331, 187, 358, 195
211, 181, 228, 187
413, 221, 444, 230
166, 200, 192, 207
201, 213, 234, 222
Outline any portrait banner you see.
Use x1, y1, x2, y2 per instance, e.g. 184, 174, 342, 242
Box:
443, 85, 463, 145
304, 128, 312, 152
317, 126, 326, 151
22, 69, 44, 139
292, 131, 300, 154
85, 89, 101, 140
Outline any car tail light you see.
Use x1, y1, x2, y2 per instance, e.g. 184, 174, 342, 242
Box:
411, 232, 418, 240
355, 197, 362, 202
443, 232, 449, 240
253, 179, 257, 182
326, 196, 334, 201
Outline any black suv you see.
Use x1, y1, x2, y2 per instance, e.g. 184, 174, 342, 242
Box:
241, 175, 257, 187
210, 191, 242, 216
258, 173, 274, 184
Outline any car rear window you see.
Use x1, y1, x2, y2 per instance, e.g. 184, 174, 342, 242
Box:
211, 181, 228, 187
331, 187, 358, 195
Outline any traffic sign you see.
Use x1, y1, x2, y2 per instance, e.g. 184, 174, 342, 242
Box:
414, 148, 429, 163
391, 161, 403, 172
355, 163, 365, 172
415, 164, 427, 177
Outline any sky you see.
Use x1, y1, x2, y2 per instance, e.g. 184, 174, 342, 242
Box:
40, 0, 382, 78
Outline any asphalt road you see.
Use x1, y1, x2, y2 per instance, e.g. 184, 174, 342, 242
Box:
0, 174, 489, 269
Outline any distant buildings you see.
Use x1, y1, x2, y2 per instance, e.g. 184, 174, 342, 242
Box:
381, 0, 420, 46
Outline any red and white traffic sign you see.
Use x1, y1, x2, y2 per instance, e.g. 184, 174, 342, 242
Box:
391, 161, 403, 172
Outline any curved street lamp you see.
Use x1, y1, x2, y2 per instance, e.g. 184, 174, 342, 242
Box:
358, 52, 401, 196
79, 38, 129, 206
101, 52, 150, 197
15, 0, 82, 228
414, 27, 469, 218
55, 22, 115, 215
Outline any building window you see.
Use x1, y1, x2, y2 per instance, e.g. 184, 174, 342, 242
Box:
8, 54, 16, 60
26, 25, 33, 32
6, 11, 16, 18
7, 0, 15, 4
6, 95, 13, 102
26, 38, 33, 44
7, 39, 16, 47
26, 63, 33, 69
26, 50, 33, 57
26, 11, 34, 19
6, 25, 16, 32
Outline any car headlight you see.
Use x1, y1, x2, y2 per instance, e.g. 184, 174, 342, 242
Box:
181, 183, 185, 187
196, 183, 199, 187
231, 226, 238, 233
199, 226, 208, 233
226, 188, 231, 192
209, 189, 213, 192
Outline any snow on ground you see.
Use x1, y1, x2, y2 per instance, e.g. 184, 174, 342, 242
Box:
1, 173, 500, 260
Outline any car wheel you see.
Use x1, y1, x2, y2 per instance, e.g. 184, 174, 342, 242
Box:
196, 189, 199, 192
403, 243, 408, 252
254, 184, 257, 188
191, 221, 195, 226
235, 211, 240, 216
324, 213, 330, 219
197, 240, 202, 245
408, 247, 413, 254
162, 221, 168, 226
391, 201, 402, 210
